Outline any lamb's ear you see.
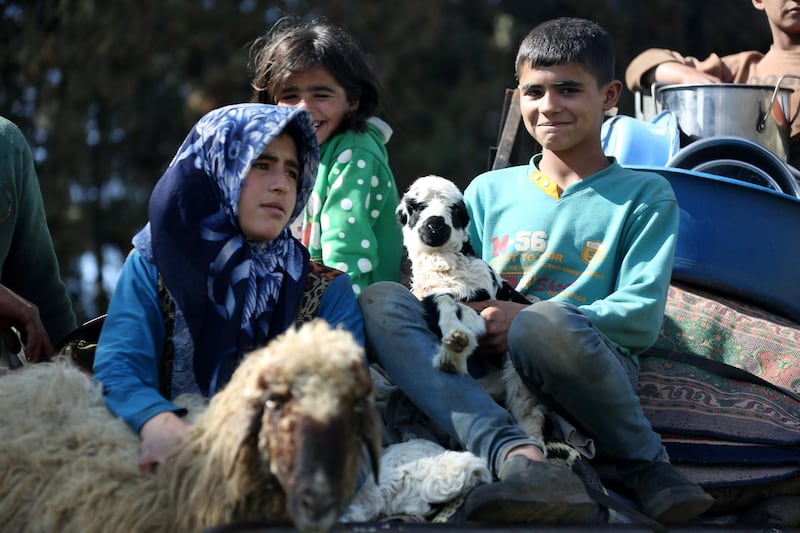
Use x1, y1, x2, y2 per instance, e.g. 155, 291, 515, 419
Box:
396, 201, 408, 226
452, 200, 470, 230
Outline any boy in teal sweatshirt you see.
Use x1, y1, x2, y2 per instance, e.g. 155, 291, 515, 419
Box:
360, 17, 714, 525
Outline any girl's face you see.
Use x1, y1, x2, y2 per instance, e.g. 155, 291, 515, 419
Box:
276, 66, 358, 144
238, 133, 299, 241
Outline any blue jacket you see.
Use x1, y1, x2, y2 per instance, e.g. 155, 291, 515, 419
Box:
94, 249, 364, 432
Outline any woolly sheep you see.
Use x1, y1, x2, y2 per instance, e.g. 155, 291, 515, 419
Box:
0, 319, 382, 533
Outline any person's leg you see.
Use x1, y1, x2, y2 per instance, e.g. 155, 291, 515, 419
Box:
359, 282, 597, 523
508, 300, 713, 523
508, 300, 665, 466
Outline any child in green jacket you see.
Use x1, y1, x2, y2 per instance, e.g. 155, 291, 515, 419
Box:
250, 18, 402, 295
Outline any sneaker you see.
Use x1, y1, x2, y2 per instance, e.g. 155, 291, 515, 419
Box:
623, 461, 714, 524
463, 456, 598, 524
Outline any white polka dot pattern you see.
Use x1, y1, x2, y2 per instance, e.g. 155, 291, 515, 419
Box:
357, 257, 373, 273
299, 133, 402, 296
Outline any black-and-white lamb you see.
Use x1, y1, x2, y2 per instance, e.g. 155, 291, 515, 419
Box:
396, 174, 547, 443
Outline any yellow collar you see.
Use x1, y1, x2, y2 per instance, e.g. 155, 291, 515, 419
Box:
529, 170, 560, 200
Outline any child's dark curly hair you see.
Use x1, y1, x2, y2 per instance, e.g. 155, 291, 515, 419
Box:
249, 17, 382, 134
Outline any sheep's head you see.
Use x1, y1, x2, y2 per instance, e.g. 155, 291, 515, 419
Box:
188, 319, 382, 533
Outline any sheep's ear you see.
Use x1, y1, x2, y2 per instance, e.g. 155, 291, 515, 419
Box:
224, 401, 265, 478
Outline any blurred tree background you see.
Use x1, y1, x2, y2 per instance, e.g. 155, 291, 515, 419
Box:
0, 0, 771, 324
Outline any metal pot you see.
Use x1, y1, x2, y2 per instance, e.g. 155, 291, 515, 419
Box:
655, 75, 800, 161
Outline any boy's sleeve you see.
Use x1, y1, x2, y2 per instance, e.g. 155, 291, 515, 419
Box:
625, 49, 732, 91
578, 196, 679, 356
93, 250, 182, 433
317, 147, 400, 293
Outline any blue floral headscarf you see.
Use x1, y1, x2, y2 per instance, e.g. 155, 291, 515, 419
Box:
133, 103, 319, 395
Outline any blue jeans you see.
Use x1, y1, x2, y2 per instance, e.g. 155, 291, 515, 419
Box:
359, 281, 538, 478
507, 299, 669, 476
360, 282, 669, 479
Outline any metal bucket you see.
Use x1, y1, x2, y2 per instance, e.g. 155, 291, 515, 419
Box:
655, 75, 800, 161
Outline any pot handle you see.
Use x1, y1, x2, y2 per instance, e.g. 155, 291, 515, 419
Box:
650, 82, 667, 101
633, 83, 668, 121
757, 73, 800, 132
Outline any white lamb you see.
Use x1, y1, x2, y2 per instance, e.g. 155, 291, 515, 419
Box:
0, 319, 382, 533
342, 438, 491, 522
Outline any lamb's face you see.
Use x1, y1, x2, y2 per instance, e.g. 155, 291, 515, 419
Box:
396, 175, 470, 256
245, 321, 382, 533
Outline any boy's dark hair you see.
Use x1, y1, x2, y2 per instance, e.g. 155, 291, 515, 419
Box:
249, 17, 381, 134
515, 17, 615, 86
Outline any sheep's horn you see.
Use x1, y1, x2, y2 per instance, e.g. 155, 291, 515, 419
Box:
363, 412, 382, 484
365, 435, 381, 484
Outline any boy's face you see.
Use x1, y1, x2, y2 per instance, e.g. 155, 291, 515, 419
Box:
276, 66, 358, 145
752, 0, 800, 34
238, 133, 299, 241
517, 62, 621, 156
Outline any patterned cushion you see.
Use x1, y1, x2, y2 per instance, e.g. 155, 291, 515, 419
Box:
639, 354, 800, 452
654, 283, 800, 394
637, 283, 800, 515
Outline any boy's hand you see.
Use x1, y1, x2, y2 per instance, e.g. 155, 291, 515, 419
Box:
466, 300, 529, 360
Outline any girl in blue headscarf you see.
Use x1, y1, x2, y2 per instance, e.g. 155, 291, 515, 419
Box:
93, 103, 364, 474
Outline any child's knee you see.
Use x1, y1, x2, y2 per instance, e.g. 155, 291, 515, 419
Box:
359, 281, 422, 326
359, 281, 405, 307
509, 300, 572, 345
508, 301, 587, 373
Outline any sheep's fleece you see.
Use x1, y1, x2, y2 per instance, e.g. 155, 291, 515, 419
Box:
0, 320, 382, 533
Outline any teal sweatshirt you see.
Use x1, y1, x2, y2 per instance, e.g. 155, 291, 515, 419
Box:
465, 156, 678, 357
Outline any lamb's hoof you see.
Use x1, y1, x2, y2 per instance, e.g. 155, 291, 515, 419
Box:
433, 349, 468, 375
443, 330, 471, 353
438, 358, 461, 374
